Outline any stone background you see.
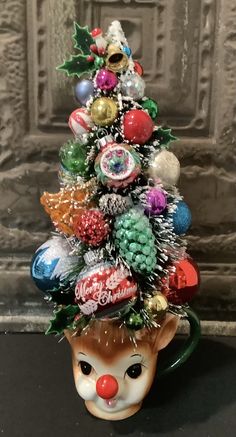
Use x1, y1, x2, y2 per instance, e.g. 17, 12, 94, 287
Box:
0, 0, 235, 332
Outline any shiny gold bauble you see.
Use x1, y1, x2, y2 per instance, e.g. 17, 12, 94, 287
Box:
106, 44, 129, 73
90, 97, 118, 126
144, 292, 169, 320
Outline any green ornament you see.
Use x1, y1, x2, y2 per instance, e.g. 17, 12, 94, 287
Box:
125, 313, 144, 330
114, 208, 157, 274
59, 140, 88, 175
141, 98, 159, 120
94, 56, 105, 69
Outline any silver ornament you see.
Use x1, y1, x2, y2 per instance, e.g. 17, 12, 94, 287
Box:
149, 150, 180, 186
75, 80, 94, 106
121, 72, 145, 100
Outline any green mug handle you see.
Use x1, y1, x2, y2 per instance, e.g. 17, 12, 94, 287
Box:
158, 306, 201, 378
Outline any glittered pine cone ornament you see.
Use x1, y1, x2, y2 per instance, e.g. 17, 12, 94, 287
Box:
31, 19, 202, 422
73, 209, 110, 246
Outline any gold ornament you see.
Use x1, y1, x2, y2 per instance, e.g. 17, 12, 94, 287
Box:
106, 44, 129, 73
90, 97, 118, 126
144, 292, 169, 321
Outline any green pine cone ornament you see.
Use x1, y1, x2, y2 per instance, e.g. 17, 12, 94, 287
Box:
114, 208, 157, 274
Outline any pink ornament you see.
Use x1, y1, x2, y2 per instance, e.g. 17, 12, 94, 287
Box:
145, 188, 167, 215
69, 108, 94, 140
96, 69, 118, 91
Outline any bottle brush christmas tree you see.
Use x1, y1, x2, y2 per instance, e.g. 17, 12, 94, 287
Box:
31, 21, 200, 337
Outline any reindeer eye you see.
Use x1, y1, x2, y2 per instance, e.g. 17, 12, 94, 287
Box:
126, 363, 142, 379
80, 361, 92, 376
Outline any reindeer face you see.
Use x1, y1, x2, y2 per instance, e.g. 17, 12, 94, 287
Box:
66, 316, 178, 420
72, 343, 157, 418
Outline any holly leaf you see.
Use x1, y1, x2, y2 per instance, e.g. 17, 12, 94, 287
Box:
73, 22, 94, 55
46, 305, 80, 336
153, 127, 178, 147
57, 54, 96, 78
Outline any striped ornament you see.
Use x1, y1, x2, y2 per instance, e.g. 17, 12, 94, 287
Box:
68, 108, 94, 140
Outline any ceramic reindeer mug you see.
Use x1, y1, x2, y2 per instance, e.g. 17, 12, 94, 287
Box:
65, 307, 200, 420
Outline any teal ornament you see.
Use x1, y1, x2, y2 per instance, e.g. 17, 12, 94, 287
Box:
114, 208, 157, 274
141, 98, 159, 120
123, 46, 132, 57
59, 140, 88, 175
173, 201, 192, 235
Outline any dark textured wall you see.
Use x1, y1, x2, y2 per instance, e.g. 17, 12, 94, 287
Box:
0, 0, 235, 331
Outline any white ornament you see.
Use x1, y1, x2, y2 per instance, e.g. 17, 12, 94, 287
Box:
149, 150, 180, 186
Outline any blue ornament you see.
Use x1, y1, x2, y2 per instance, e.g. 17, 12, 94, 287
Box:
75, 79, 94, 106
173, 201, 192, 235
31, 236, 79, 293
123, 46, 132, 57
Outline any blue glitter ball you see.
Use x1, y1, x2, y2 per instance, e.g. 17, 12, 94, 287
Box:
173, 201, 192, 235
31, 236, 79, 293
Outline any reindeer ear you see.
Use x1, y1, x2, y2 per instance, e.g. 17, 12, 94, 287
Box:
154, 314, 179, 352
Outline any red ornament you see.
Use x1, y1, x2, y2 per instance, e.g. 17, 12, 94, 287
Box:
123, 110, 154, 145
134, 60, 144, 76
96, 375, 119, 399
73, 210, 110, 246
75, 263, 137, 317
162, 258, 200, 305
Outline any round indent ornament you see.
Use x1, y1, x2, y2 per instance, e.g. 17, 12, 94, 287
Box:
144, 292, 168, 321
73, 209, 110, 246
31, 236, 79, 293
149, 150, 180, 186
59, 140, 88, 175
69, 108, 94, 141
75, 263, 137, 317
75, 79, 94, 106
172, 201, 192, 235
162, 258, 200, 305
95, 143, 141, 188
91, 97, 118, 126
123, 109, 154, 145
120, 72, 145, 100
140, 98, 159, 120
96, 69, 118, 91
145, 187, 167, 215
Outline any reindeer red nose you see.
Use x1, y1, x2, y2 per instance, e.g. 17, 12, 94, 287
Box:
96, 374, 119, 399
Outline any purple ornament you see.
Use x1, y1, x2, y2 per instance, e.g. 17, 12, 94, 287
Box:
145, 188, 167, 215
96, 69, 118, 91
